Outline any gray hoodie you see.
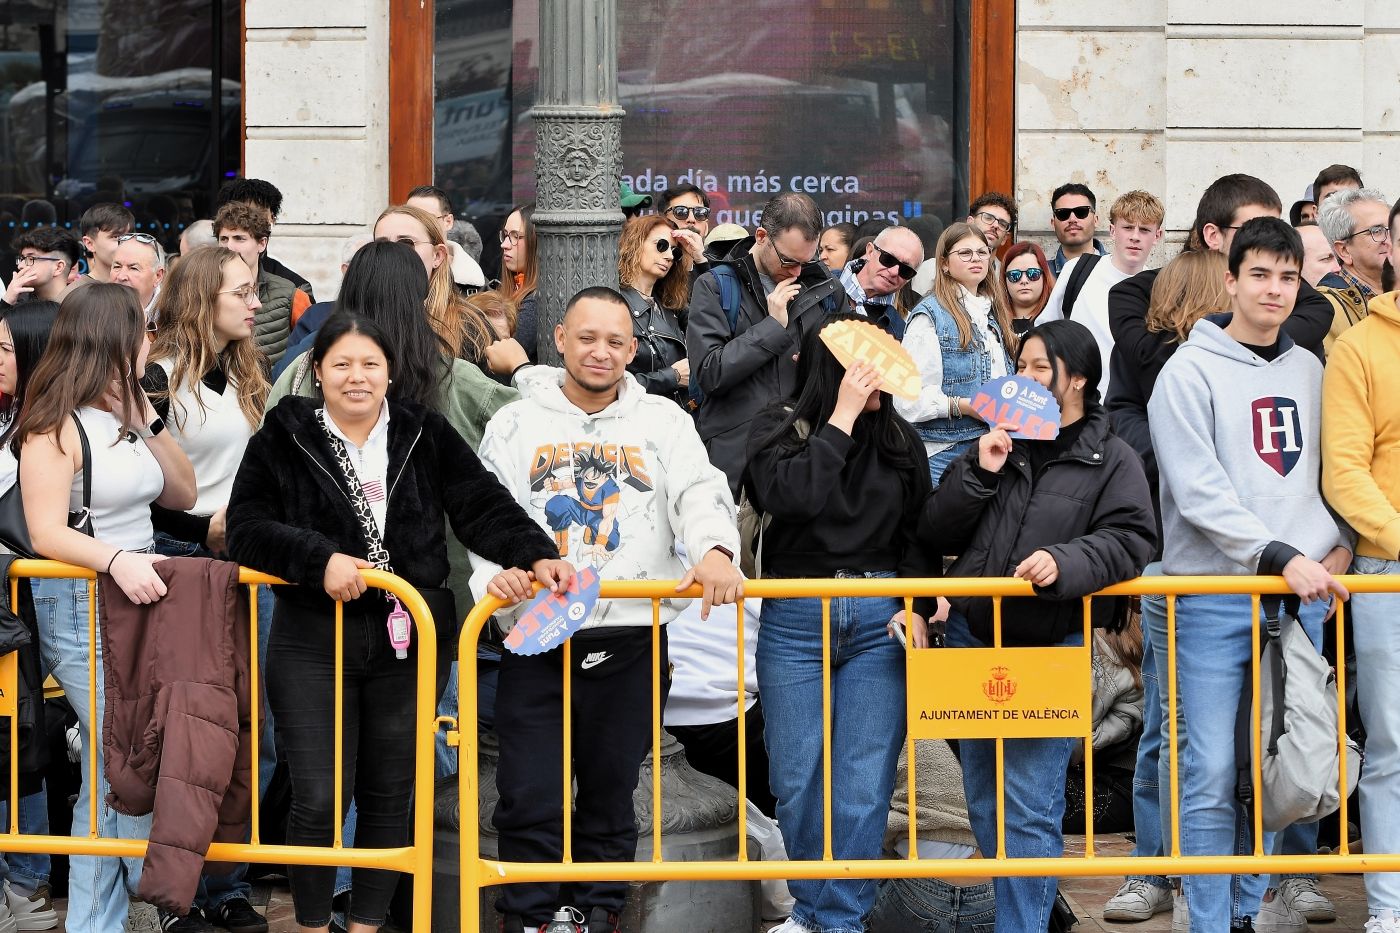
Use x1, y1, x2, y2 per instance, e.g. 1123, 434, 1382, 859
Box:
1148, 315, 1351, 576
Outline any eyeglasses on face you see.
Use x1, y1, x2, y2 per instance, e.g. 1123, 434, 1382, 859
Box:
218, 284, 260, 306
499, 229, 525, 245
950, 247, 992, 262
1052, 205, 1093, 222
667, 205, 710, 221
975, 211, 1012, 233
873, 245, 917, 280
765, 231, 817, 268
380, 234, 431, 249
654, 238, 674, 256
1005, 268, 1044, 283
1342, 224, 1392, 244
15, 255, 61, 269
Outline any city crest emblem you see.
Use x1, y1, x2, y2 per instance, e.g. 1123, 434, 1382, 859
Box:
982, 666, 1017, 703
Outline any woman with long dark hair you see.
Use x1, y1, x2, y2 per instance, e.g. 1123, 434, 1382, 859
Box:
15, 284, 197, 933
0, 300, 60, 931
617, 215, 691, 406
744, 311, 937, 933
919, 319, 1155, 933
227, 313, 567, 933
896, 222, 1016, 484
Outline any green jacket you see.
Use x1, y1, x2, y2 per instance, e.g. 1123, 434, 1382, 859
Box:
256, 268, 297, 366
266, 352, 520, 637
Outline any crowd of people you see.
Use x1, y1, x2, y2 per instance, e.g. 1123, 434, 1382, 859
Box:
0, 161, 1393, 933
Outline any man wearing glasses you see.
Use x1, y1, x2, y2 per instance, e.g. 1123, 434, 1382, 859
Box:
659, 183, 714, 273
837, 224, 924, 339
1048, 183, 1108, 276
3, 226, 80, 305
1315, 187, 1391, 352
686, 191, 842, 496
965, 191, 1017, 255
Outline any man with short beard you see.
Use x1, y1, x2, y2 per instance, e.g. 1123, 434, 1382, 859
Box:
1048, 182, 1107, 276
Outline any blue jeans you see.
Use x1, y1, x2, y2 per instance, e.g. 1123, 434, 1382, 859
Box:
1129, 564, 1171, 889
33, 576, 150, 933
0, 791, 51, 890
1350, 555, 1400, 914
151, 532, 274, 912
947, 612, 1080, 933
1171, 592, 1325, 931
868, 876, 995, 933
927, 439, 975, 486
757, 575, 905, 933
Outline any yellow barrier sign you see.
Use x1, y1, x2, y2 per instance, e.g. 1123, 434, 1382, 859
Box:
907, 646, 1091, 739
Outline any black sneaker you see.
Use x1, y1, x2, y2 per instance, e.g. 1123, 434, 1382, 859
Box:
208, 898, 268, 933
158, 908, 216, 933
585, 907, 619, 933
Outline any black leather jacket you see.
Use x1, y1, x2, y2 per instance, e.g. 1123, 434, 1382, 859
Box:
621, 286, 688, 407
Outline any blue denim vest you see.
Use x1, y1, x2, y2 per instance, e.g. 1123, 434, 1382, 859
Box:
906, 293, 1011, 445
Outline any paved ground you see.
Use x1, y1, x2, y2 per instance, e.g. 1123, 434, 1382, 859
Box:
44, 833, 1374, 931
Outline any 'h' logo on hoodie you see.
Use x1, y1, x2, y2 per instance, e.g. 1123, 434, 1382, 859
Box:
1252, 397, 1302, 477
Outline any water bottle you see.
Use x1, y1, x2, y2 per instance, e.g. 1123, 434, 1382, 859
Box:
543, 906, 584, 933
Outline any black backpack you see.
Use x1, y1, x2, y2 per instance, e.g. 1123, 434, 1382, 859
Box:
1061, 253, 1102, 320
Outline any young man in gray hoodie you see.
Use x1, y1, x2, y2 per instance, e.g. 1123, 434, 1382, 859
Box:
1148, 217, 1353, 933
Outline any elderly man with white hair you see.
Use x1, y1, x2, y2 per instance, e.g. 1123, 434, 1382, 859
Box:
1317, 186, 1391, 352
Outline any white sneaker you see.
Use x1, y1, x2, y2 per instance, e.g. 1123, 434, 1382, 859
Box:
0, 894, 18, 933
767, 922, 810, 933
4, 883, 56, 931
1171, 890, 1190, 933
1104, 879, 1174, 921
1254, 888, 1308, 932
1366, 911, 1400, 933
1279, 875, 1336, 922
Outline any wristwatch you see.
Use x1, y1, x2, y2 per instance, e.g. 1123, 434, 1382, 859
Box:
137, 417, 166, 440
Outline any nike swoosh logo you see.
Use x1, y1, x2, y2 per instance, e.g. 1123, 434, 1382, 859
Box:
580, 652, 612, 670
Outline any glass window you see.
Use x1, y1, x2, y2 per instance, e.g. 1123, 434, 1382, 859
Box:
434, 0, 971, 275
0, 0, 240, 270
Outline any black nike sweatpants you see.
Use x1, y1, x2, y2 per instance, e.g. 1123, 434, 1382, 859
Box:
492, 625, 670, 924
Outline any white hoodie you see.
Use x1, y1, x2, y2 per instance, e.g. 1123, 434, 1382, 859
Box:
471, 366, 739, 632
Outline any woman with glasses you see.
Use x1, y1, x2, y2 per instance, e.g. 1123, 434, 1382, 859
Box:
1001, 242, 1056, 336
496, 204, 539, 362
617, 216, 691, 407
895, 223, 1015, 484
139, 246, 273, 929
16, 284, 197, 933
373, 205, 495, 370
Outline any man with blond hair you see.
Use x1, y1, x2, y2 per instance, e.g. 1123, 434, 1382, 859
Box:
1040, 189, 1165, 398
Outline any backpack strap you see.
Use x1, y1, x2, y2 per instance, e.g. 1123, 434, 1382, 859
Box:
710, 264, 743, 334
1061, 253, 1101, 319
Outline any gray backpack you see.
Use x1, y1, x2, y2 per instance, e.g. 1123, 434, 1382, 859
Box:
1235, 595, 1361, 832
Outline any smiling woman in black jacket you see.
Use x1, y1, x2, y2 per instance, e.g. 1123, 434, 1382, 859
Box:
918, 319, 1155, 933
226, 313, 568, 933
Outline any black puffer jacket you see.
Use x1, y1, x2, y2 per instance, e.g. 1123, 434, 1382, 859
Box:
226, 396, 557, 617
918, 407, 1156, 646
621, 286, 688, 406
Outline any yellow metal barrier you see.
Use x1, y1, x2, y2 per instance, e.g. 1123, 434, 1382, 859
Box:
0, 560, 439, 930
454, 574, 1398, 928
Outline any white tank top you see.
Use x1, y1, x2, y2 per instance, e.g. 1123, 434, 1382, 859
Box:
69, 407, 165, 550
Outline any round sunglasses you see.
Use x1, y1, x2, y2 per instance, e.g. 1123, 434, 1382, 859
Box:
1005, 268, 1044, 283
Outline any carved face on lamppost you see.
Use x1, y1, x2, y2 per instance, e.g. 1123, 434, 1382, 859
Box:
563, 148, 594, 186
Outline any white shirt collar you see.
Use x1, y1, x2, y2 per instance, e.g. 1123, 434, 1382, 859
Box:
319, 400, 391, 450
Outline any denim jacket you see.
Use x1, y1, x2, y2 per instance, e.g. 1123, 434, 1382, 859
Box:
905, 293, 1010, 445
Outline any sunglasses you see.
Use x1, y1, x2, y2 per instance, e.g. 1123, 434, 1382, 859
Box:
767, 234, 817, 268
118, 232, 160, 246
667, 206, 710, 221
654, 238, 674, 255
873, 246, 917, 280
1005, 268, 1044, 283
1052, 206, 1094, 222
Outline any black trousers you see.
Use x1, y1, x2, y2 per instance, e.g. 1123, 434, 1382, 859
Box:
493, 627, 669, 924
266, 598, 418, 928
668, 699, 778, 818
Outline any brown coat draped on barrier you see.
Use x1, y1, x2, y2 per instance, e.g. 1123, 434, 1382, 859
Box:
98, 557, 252, 916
